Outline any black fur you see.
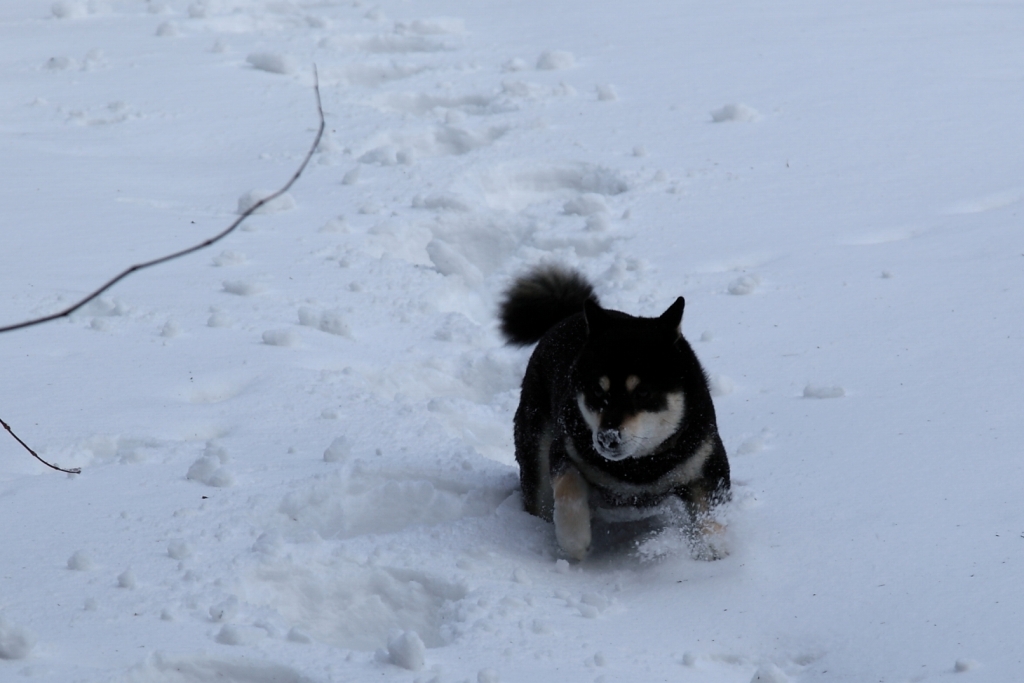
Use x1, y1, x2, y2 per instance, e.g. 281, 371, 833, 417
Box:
498, 265, 597, 346
499, 265, 730, 558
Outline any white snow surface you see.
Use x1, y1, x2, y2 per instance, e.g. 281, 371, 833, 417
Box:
1, 1, 1023, 681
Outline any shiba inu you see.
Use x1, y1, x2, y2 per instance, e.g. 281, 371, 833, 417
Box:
499, 265, 730, 561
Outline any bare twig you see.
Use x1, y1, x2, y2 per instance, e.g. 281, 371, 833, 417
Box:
0, 417, 81, 474
0, 69, 325, 334
2, 69, 325, 475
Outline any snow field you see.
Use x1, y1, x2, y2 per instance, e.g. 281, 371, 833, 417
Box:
0, 615, 36, 660
1, 0, 1023, 682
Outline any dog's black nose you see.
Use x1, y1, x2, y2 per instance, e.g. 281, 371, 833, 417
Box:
596, 429, 622, 450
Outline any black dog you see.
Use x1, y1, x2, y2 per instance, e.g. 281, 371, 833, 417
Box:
499, 265, 730, 560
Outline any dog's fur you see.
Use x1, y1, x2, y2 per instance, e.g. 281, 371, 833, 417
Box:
499, 265, 730, 560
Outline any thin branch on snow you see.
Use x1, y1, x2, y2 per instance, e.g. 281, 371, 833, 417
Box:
1, 69, 325, 474
0, 69, 325, 335
0, 417, 81, 474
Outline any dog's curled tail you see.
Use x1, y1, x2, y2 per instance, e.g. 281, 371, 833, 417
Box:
499, 265, 597, 346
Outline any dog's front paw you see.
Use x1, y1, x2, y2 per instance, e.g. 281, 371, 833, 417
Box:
688, 522, 729, 561
557, 526, 591, 562
553, 468, 591, 561
689, 538, 728, 561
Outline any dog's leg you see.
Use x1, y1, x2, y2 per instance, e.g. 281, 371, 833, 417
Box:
681, 483, 728, 561
553, 466, 591, 561
525, 425, 554, 520
678, 435, 731, 560
514, 399, 555, 520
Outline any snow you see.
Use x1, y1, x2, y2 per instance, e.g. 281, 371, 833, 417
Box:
385, 630, 426, 671
246, 52, 298, 76
728, 274, 762, 295
751, 664, 790, 683
954, 658, 980, 673
711, 104, 760, 124
595, 84, 618, 102
0, 616, 36, 660
236, 189, 297, 215
802, 385, 845, 400
117, 568, 138, 589
536, 50, 576, 71
185, 447, 235, 486
67, 549, 95, 571
1, 0, 1023, 682
321, 436, 350, 463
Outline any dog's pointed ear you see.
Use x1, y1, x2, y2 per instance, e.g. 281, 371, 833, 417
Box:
583, 298, 610, 336
658, 297, 685, 336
